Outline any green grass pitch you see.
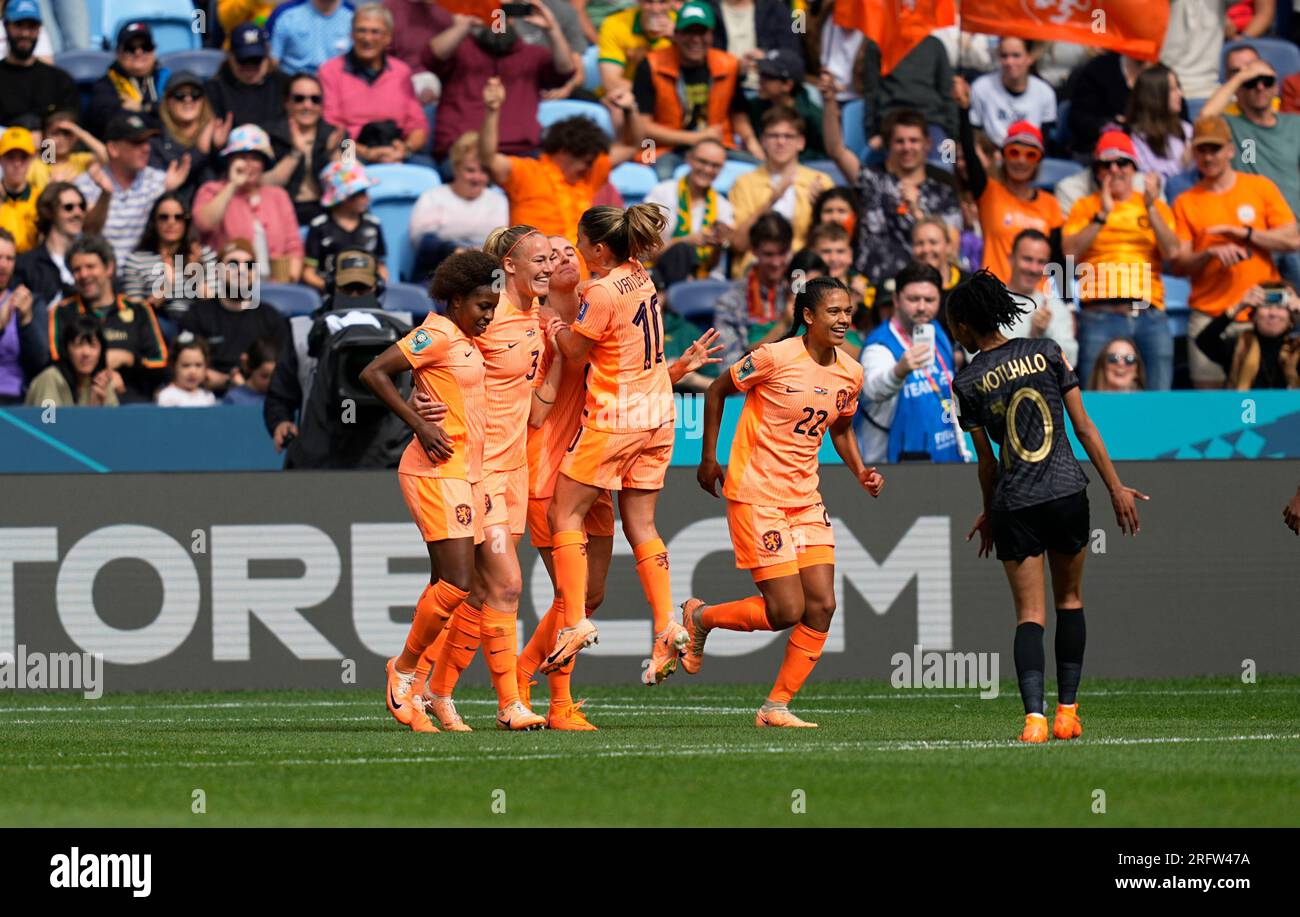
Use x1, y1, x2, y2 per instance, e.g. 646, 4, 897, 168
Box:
2, 677, 1297, 827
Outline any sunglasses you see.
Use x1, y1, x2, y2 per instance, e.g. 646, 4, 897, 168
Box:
1096, 158, 1136, 172
291, 93, 322, 104
1243, 75, 1276, 91
170, 90, 203, 102
1105, 352, 1138, 365
1003, 145, 1042, 163
124, 43, 155, 55
60, 201, 85, 213
157, 212, 188, 223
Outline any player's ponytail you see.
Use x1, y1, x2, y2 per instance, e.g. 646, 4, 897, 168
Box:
946, 268, 1029, 336
579, 204, 667, 264
781, 276, 848, 340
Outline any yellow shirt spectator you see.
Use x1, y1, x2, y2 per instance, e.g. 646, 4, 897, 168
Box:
0, 127, 45, 253
1065, 192, 1176, 309
598, 4, 675, 90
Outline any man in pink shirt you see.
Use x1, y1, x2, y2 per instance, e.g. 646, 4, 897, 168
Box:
318, 3, 428, 163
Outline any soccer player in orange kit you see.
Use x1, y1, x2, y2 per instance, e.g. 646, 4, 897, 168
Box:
360, 251, 499, 734
686, 276, 885, 728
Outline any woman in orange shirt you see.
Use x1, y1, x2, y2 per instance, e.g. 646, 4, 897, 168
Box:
686, 277, 885, 727
360, 250, 499, 734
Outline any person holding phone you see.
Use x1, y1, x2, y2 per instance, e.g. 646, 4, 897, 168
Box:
1193, 282, 1300, 389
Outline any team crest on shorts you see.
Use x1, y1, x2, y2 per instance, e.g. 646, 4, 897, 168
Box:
835, 389, 852, 412
455, 504, 472, 526
762, 530, 783, 552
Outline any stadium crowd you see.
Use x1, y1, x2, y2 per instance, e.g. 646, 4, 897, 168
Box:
0, 0, 1299, 467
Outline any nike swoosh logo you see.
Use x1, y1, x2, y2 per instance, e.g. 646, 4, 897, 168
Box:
464, 350, 474, 357
488, 648, 507, 655
507, 342, 520, 349
389, 686, 404, 709
785, 387, 802, 393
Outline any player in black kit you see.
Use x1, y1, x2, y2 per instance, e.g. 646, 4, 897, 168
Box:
948, 270, 1147, 744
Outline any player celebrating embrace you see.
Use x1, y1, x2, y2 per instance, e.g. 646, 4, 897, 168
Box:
686, 277, 885, 727
948, 270, 1147, 743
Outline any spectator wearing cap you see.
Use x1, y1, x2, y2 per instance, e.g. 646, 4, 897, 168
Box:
643, 137, 734, 284
966, 36, 1056, 151
269, 0, 355, 76
0, 0, 77, 126
263, 72, 345, 225
957, 78, 1064, 284
861, 34, 957, 152
1063, 130, 1178, 389
0, 127, 45, 252
426, 2, 575, 167
75, 113, 190, 269
318, 4, 428, 164
14, 181, 84, 309
480, 75, 643, 242
597, 0, 675, 94
1170, 115, 1300, 388
46, 234, 167, 402
702, 0, 803, 93
303, 159, 387, 291
87, 22, 169, 139
207, 22, 294, 129
121, 191, 220, 323
746, 49, 826, 162
632, 1, 761, 179
408, 131, 509, 280
151, 71, 217, 203
179, 238, 290, 392
193, 124, 305, 282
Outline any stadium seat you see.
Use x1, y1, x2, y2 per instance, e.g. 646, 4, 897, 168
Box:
671, 159, 757, 195
666, 279, 732, 326
365, 163, 442, 283
1162, 274, 1191, 339
610, 161, 657, 205
260, 282, 322, 317
1222, 38, 1300, 81
384, 282, 434, 323
582, 45, 601, 92
1164, 168, 1200, 203
538, 99, 614, 139
54, 50, 114, 117
1033, 157, 1084, 191
1186, 97, 1207, 121
159, 49, 225, 80
840, 99, 869, 162
99, 0, 203, 54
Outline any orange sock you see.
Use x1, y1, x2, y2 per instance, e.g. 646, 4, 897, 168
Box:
428, 603, 483, 696
702, 595, 771, 632
632, 537, 673, 634
519, 599, 563, 681
481, 606, 521, 708
414, 625, 447, 685
396, 581, 469, 670
548, 660, 574, 711
768, 623, 828, 705
552, 531, 588, 628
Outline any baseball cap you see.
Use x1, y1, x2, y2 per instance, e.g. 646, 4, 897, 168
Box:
1191, 115, 1232, 148
757, 49, 799, 83
165, 71, 205, 96
1002, 120, 1044, 152
3, 0, 42, 23
116, 20, 154, 50
335, 250, 378, 287
230, 22, 269, 61
675, 1, 715, 31
105, 113, 159, 142
1093, 130, 1138, 162
0, 127, 36, 157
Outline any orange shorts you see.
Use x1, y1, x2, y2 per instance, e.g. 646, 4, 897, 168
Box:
559, 423, 674, 491
527, 490, 616, 547
481, 464, 529, 536
726, 500, 835, 581
399, 474, 486, 545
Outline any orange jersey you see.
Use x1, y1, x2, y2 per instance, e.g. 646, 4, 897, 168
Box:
724, 336, 863, 507
571, 259, 675, 433
398, 313, 487, 483
476, 293, 544, 473
527, 317, 590, 499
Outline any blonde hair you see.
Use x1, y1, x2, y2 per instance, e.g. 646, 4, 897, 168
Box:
483, 224, 543, 263
161, 92, 214, 149
450, 132, 481, 173
578, 203, 666, 263
912, 216, 958, 268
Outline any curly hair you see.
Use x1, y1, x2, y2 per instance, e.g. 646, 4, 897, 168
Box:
541, 115, 612, 159
431, 250, 501, 303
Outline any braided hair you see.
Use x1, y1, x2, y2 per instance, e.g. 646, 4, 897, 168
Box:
945, 268, 1029, 337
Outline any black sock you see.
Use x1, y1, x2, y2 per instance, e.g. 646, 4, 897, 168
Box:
1013, 622, 1045, 716
1055, 606, 1086, 705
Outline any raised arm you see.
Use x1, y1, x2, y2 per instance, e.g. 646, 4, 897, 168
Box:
479, 77, 513, 186
818, 71, 862, 182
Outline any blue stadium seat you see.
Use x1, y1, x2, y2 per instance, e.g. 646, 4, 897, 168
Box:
1222, 38, 1300, 80
1186, 97, 1207, 121
260, 282, 322, 317
666, 279, 732, 326
366, 163, 442, 283
538, 99, 614, 139
841, 99, 869, 162
671, 159, 757, 195
1033, 157, 1084, 191
159, 49, 225, 80
98, 0, 203, 53
610, 161, 657, 205
54, 50, 114, 116
582, 45, 601, 92
1164, 168, 1200, 203
384, 282, 434, 324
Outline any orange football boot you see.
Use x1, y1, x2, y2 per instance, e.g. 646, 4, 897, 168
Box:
547, 699, 598, 731
755, 704, 818, 728
1020, 712, 1049, 743
541, 618, 598, 674
679, 598, 708, 675
1052, 703, 1082, 740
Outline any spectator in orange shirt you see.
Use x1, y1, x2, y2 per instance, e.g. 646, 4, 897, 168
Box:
479, 76, 643, 243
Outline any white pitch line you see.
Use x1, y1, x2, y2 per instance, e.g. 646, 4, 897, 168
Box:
1, 733, 1297, 774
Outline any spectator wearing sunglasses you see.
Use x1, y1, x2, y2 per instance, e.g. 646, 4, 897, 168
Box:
1087, 337, 1146, 392
151, 72, 216, 204
1195, 283, 1300, 389
1201, 52, 1300, 288
268, 0, 355, 76
121, 192, 220, 323
263, 73, 345, 226
88, 22, 168, 139
14, 181, 83, 309
1063, 131, 1178, 390
207, 22, 293, 130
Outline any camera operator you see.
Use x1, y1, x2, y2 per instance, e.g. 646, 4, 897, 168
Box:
1193, 282, 1300, 389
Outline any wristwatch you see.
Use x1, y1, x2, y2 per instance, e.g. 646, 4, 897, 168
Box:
1091, 212, 1108, 226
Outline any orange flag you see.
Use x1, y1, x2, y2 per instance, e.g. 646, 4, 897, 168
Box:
833, 0, 958, 76
961, 0, 1171, 61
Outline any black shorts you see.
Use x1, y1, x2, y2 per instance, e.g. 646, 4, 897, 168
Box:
991, 489, 1090, 562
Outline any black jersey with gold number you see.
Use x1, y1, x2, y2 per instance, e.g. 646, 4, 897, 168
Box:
952, 337, 1089, 511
